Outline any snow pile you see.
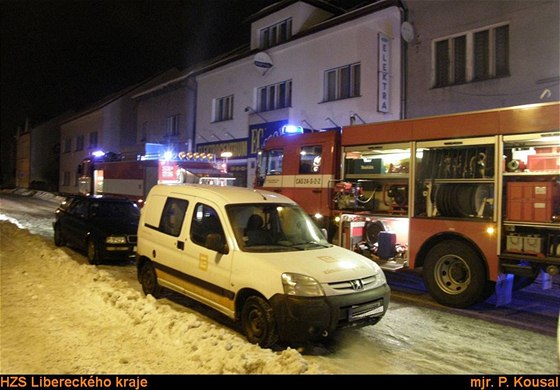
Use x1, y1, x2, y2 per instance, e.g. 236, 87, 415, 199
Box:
0, 221, 324, 374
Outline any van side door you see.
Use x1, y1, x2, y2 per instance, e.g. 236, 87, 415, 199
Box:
182, 201, 235, 315
139, 194, 190, 274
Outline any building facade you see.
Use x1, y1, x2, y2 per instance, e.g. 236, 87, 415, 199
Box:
404, 0, 559, 117
194, 0, 405, 186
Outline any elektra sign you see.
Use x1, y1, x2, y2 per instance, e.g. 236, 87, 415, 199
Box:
378, 33, 391, 113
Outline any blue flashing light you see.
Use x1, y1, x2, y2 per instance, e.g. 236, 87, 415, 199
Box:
91, 150, 106, 158
281, 125, 304, 135
163, 151, 174, 161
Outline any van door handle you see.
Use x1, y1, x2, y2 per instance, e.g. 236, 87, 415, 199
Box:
177, 241, 184, 250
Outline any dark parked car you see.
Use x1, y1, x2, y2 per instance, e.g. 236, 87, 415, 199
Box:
53, 195, 140, 264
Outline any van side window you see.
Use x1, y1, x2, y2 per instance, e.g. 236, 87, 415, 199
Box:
190, 203, 225, 248
159, 198, 188, 237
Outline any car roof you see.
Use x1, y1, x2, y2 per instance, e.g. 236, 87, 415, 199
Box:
148, 184, 298, 205
65, 195, 135, 203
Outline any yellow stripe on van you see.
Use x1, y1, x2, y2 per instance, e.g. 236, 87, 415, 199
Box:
157, 269, 235, 311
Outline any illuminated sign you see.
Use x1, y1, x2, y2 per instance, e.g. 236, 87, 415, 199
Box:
378, 33, 391, 113
248, 120, 287, 157
197, 139, 248, 158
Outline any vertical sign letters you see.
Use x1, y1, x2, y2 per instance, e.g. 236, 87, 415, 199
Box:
378, 33, 391, 113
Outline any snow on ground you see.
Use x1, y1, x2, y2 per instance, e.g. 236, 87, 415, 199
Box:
0, 221, 323, 374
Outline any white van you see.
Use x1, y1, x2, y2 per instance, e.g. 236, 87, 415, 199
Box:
136, 184, 390, 347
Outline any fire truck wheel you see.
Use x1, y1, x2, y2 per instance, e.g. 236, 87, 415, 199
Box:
423, 240, 487, 308
87, 238, 101, 265
139, 261, 162, 298
53, 224, 64, 247
241, 295, 279, 348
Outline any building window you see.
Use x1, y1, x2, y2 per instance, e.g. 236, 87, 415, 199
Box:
213, 95, 234, 122
63, 138, 71, 153
75, 135, 84, 151
89, 132, 98, 149
257, 80, 292, 112
324, 63, 361, 102
434, 23, 509, 87
166, 114, 180, 137
260, 18, 292, 49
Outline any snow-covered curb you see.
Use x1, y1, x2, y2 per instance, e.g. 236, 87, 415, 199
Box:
1, 188, 65, 204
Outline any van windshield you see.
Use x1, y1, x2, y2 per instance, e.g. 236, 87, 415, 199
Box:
226, 203, 331, 252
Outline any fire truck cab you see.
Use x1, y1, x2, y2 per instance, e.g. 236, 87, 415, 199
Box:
255, 126, 340, 239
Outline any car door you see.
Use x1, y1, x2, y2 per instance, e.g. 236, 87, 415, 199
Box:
181, 200, 235, 315
62, 198, 90, 250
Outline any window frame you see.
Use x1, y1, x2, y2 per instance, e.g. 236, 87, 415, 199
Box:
213, 94, 234, 122
89, 132, 98, 149
256, 80, 292, 112
323, 63, 361, 102
432, 23, 509, 87
75, 135, 84, 151
166, 114, 180, 137
260, 18, 292, 49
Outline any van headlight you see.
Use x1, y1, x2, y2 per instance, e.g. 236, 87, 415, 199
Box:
106, 235, 127, 244
281, 273, 325, 297
376, 269, 387, 285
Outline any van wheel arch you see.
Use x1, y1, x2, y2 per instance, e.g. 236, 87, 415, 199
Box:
240, 295, 279, 348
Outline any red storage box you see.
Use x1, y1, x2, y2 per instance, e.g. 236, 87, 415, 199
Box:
527, 154, 560, 172
506, 181, 558, 222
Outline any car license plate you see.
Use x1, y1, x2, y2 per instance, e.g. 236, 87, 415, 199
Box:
348, 299, 384, 321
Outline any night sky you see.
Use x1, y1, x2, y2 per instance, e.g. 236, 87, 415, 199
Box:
1, 0, 282, 134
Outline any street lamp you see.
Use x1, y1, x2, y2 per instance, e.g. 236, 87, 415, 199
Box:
220, 151, 233, 173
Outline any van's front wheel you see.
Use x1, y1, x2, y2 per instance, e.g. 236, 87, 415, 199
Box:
241, 296, 278, 348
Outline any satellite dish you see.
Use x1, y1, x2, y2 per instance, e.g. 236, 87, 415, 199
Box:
254, 52, 273, 75
401, 21, 415, 43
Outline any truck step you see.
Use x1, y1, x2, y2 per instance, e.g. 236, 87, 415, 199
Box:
377, 260, 405, 272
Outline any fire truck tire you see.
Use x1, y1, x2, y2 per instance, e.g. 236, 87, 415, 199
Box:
53, 224, 64, 247
139, 261, 162, 298
87, 238, 101, 265
241, 295, 279, 348
423, 240, 487, 308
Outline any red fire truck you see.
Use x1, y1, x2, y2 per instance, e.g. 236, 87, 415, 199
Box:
78, 149, 227, 205
256, 102, 560, 308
